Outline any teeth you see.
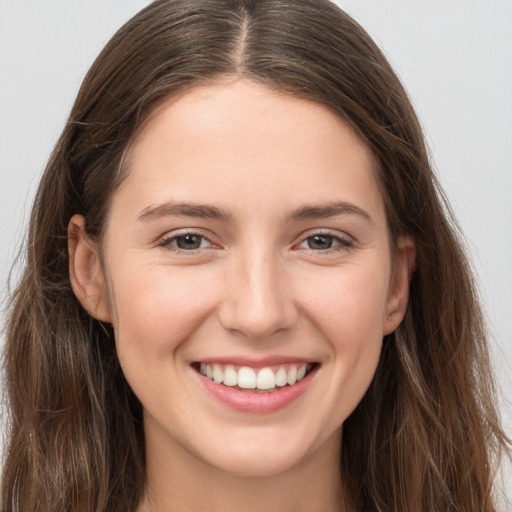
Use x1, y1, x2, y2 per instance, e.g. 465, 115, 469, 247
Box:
256, 367, 275, 390
238, 367, 256, 389
198, 362, 312, 390
296, 364, 307, 381
223, 365, 237, 387
286, 365, 297, 385
275, 367, 287, 387
212, 364, 223, 384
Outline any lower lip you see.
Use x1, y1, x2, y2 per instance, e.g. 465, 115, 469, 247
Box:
195, 366, 318, 414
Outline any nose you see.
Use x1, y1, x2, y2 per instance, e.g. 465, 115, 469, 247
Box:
218, 249, 298, 340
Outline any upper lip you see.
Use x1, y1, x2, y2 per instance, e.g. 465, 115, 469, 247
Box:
191, 355, 317, 369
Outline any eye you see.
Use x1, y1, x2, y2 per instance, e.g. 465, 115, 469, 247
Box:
159, 232, 214, 252
297, 232, 352, 252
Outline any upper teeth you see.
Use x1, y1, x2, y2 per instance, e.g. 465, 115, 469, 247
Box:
199, 363, 311, 390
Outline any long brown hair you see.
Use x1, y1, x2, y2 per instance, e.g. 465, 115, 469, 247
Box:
2, 1, 510, 510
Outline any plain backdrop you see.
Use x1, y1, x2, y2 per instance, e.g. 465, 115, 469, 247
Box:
1, 0, 511, 502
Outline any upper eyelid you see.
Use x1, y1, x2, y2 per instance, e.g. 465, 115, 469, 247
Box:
294, 227, 353, 243
158, 230, 218, 251
158, 228, 215, 242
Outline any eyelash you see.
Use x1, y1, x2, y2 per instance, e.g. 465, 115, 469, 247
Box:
158, 232, 215, 253
158, 230, 353, 255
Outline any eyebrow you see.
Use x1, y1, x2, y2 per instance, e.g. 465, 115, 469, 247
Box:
287, 202, 373, 224
137, 201, 232, 222
137, 200, 372, 224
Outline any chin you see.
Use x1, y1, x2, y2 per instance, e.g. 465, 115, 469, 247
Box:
192, 426, 332, 479
205, 447, 305, 478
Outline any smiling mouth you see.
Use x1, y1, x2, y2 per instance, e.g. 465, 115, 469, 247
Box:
191, 362, 318, 393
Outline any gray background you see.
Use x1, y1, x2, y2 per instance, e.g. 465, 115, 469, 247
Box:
1, 0, 511, 504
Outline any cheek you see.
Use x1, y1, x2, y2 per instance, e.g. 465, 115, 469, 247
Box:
297, 261, 389, 418
107, 262, 218, 357
298, 260, 390, 347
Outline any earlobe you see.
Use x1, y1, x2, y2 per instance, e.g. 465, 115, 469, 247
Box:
68, 214, 112, 322
382, 237, 416, 335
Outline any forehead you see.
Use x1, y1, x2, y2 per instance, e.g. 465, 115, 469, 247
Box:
128, 79, 373, 168
113, 79, 384, 226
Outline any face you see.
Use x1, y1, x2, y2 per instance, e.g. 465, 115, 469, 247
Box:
70, 79, 412, 478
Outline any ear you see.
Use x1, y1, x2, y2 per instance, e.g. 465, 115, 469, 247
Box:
68, 214, 112, 322
382, 236, 416, 335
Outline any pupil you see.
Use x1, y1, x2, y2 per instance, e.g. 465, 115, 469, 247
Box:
308, 235, 332, 250
177, 234, 201, 250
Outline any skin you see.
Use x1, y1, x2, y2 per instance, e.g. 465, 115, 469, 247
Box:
69, 79, 414, 512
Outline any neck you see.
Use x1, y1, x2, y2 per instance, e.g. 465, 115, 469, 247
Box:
138, 423, 346, 512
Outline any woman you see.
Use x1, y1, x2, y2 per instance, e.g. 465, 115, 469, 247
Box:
1, 0, 510, 510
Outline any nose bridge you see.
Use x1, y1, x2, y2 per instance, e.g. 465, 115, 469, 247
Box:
219, 242, 296, 339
